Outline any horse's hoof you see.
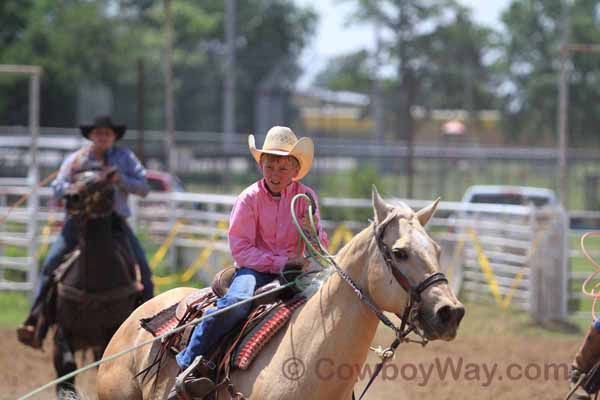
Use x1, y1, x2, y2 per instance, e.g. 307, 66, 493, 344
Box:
57, 388, 79, 400
16, 325, 42, 349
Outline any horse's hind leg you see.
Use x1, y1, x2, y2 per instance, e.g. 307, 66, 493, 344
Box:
53, 326, 79, 399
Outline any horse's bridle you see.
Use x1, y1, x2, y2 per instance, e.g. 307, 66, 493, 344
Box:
332, 211, 448, 334
326, 212, 448, 400
374, 213, 449, 305
66, 170, 115, 220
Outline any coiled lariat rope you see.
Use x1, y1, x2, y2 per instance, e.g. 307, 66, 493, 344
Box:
290, 193, 331, 266
565, 233, 600, 400
581, 232, 600, 320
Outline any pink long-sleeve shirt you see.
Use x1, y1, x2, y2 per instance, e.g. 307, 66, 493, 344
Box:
228, 179, 329, 274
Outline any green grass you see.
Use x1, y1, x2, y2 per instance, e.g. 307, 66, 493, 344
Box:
0, 291, 29, 328
459, 300, 586, 339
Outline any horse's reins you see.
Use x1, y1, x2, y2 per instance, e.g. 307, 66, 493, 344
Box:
354, 212, 447, 400
290, 194, 448, 400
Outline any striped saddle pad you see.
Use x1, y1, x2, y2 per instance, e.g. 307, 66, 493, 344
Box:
140, 294, 307, 371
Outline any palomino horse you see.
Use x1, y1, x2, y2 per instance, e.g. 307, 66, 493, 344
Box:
97, 187, 464, 399
53, 167, 142, 397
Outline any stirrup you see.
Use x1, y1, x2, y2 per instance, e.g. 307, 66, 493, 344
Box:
174, 356, 216, 400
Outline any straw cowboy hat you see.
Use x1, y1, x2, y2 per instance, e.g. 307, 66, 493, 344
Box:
249, 126, 314, 181
80, 115, 126, 140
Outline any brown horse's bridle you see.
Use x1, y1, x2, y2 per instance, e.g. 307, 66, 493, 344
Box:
326, 211, 448, 400
374, 212, 449, 311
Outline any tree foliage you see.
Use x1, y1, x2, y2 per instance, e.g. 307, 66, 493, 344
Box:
0, 0, 316, 133
498, 0, 600, 145
325, 0, 600, 145
313, 50, 372, 92
327, 1, 496, 141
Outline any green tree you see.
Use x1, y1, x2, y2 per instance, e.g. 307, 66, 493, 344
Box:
0, 0, 316, 134
0, 0, 129, 125
417, 7, 497, 112
333, 1, 495, 196
497, 0, 600, 145
337, 1, 495, 116
313, 50, 372, 92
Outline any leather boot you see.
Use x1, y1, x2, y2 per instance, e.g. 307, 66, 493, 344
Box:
16, 314, 43, 349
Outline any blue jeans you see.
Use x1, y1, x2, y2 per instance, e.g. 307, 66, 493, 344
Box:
30, 215, 154, 312
176, 267, 278, 369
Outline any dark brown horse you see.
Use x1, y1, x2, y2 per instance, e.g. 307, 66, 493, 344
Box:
52, 167, 142, 398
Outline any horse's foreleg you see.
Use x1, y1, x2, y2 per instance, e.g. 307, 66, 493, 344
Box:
53, 326, 78, 398
93, 347, 104, 362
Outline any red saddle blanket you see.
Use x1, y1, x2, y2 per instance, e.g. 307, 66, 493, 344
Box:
140, 293, 307, 372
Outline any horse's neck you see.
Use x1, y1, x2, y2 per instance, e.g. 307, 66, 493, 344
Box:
304, 226, 381, 371
80, 216, 114, 243
67, 216, 129, 290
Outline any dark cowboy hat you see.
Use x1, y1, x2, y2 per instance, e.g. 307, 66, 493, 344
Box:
80, 116, 126, 140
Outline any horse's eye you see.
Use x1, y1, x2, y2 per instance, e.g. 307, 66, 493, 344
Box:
393, 248, 409, 261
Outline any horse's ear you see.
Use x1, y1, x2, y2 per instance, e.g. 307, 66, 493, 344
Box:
416, 197, 441, 227
372, 185, 392, 224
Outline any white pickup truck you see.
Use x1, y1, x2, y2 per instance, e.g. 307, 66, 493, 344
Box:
460, 185, 558, 208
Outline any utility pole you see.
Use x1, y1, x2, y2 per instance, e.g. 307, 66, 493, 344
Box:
557, 0, 572, 208
164, 0, 176, 175
137, 58, 145, 165
223, 0, 236, 151
397, 2, 414, 199
558, 46, 569, 208
373, 22, 385, 173
222, 0, 236, 189
557, 41, 600, 208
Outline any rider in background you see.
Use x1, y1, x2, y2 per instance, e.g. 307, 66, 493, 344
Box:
16, 115, 154, 349
570, 320, 600, 399
168, 126, 329, 399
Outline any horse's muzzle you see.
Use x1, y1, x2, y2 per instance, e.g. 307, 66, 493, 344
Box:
420, 302, 465, 341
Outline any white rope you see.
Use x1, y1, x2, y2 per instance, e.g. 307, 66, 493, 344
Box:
17, 281, 297, 400
20, 193, 324, 399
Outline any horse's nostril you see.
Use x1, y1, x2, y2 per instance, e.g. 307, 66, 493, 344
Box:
436, 305, 465, 326
455, 306, 465, 325
437, 305, 452, 325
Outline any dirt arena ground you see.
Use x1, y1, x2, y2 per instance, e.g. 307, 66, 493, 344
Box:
1, 324, 583, 400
